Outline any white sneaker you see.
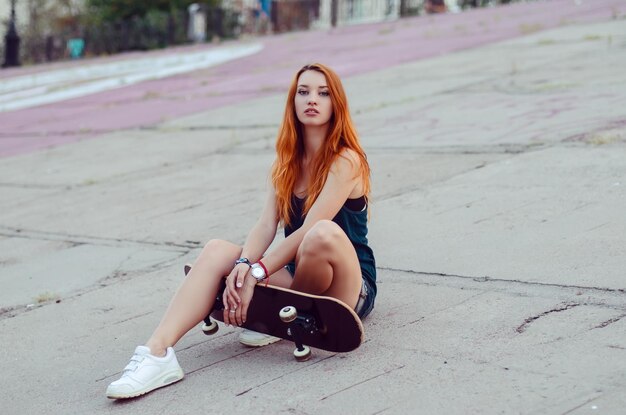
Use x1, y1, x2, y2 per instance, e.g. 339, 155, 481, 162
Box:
106, 346, 184, 399
239, 329, 281, 347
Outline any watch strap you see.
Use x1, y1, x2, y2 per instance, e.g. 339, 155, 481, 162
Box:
257, 260, 268, 278
235, 257, 251, 267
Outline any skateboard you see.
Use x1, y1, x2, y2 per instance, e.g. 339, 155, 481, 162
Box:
184, 264, 364, 361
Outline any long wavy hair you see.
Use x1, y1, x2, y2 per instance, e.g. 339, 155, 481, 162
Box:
271, 63, 371, 227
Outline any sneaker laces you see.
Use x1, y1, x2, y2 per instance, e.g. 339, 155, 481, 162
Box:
122, 354, 146, 374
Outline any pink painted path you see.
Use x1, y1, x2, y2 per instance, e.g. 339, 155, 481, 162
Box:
1, 0, 624, 157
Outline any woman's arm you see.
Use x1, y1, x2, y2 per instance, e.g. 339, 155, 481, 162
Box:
259, 149, 362, 277
239, 189, 280, 264
223, 182, 279, 323
227, 184, 279, 292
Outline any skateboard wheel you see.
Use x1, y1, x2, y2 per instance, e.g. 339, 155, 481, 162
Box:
294, 345, 311, 362
279, 306, 297, 323
201, 319, 218, 335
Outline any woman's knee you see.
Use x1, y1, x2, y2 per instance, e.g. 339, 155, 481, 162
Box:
300, 220, 343, 256
202, 239, 223, 254
194, 239, 241, 276
199, 239, 240, 260
203, 239, 224, 250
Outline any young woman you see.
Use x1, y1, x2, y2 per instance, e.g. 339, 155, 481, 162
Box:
106, 63, 376, 399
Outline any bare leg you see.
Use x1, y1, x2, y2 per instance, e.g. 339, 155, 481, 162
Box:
265, 267, 294, 289
290, 220, 362, 308
145, 239, 242, 356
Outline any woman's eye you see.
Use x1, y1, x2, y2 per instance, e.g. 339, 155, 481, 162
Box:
320, 91, 330, 97
298, 90, 308, 95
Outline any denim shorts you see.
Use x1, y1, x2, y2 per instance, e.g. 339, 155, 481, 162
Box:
354, 278, 375, 320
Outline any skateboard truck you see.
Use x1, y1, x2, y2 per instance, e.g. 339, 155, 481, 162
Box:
201, 317, 219, 335
279, 306, 315, 362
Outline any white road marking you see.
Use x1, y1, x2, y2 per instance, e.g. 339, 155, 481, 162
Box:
0, 43, 263, 113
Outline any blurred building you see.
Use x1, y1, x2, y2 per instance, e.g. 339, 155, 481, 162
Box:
262, 0, 402, 33
317, 0, 400, 27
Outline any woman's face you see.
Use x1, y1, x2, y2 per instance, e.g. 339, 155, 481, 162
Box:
294, 70, 333, 128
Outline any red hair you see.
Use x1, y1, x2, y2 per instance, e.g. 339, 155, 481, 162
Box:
271, 63, 371, 227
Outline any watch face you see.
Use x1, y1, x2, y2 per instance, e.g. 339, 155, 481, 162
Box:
251, 266, 265, 279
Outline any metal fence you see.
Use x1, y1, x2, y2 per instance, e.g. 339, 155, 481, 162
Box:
338, 0, 398, 24
10, 8, 240, 65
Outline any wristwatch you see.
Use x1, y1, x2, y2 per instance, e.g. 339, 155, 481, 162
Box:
250, 262, 267, 282
234, 257, 251, 267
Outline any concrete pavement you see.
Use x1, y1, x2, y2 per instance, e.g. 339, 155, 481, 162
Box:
1, 2, 626, 414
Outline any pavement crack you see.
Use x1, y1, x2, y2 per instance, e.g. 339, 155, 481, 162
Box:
111, 311, 154, 326
375, 184, 425, 201
430, 292, 487, 316
374, 154, 519, 203
378, 266, 626, 295
2, 249, 190, 321
584, 222, 610, 233
516, 302, 581, 334
177, 332, 238, 353
473, 200, 541, 225
559, 393, 603, 415
181, 348, 259, 377
0, 226, 197, 250
236, 354, 337, 397
398, 317, 425, 328
0, 128, 113, 137
0, 305, 19, 318
319, 365, 405, 401
592, 313, 626, 330
142, 123, 279, 131
607, 345, 625, 350
0, 182, 63, 189
149, 203, 204, 218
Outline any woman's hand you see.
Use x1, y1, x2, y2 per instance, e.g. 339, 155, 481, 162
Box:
224, 263, 250, 306
223, 276, 256, 326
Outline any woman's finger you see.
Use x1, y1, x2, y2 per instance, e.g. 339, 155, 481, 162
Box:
239, 284, 254, 325
229, 264, 248, 303
226, 279, 241, 305
240, 299, 249, 324
225, 274, 235, 294
236, 267, 248, 289
223, 288, 237, 326
235, 305, 244, 326
222, 288, 231, 325
226, 307, 237, 326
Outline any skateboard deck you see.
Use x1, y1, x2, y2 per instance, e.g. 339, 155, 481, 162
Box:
184, 265, 363, 357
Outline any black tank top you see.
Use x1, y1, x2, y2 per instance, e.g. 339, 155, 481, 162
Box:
284, 195, 377, 299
